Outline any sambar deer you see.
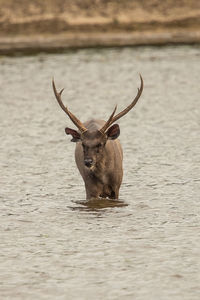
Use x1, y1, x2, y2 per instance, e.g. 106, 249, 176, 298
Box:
52, 75, 143, 200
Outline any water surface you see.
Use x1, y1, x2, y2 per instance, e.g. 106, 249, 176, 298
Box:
0, 46, 200, 299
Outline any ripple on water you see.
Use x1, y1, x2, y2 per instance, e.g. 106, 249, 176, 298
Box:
0, 46, 200, 300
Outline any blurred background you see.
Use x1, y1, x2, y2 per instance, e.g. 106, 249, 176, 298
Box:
0, 0, 200, 53
1, 1, 200, 300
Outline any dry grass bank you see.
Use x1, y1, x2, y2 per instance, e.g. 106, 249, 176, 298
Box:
0, 0, 200, 53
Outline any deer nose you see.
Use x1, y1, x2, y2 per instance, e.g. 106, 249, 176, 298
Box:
84, 158, 93, 168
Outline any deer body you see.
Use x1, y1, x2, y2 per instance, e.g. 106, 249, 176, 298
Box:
75, 119, 123, 199
52, 75, 143, 200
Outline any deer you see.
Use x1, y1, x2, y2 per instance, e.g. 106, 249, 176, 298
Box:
52, 75, 143, 200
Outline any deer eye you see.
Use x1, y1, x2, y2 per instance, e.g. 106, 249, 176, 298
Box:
95, 143, 102, 153
82, 144, 88, 151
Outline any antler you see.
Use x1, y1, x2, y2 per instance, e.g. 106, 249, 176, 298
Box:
100, 74, 143, 133
99, 105, 117, 134
52, 79, 87, 133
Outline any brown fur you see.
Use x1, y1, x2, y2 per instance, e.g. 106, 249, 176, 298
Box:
53, 75, 143, 200
75, 119, 123, 200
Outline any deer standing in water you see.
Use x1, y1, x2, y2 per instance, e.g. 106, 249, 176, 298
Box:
52, 75, 143, 200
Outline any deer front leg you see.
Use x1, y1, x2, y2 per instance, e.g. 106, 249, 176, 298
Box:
84, 178, 103, 200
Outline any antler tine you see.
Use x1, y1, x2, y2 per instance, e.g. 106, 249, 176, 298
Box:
52, 79, 87, 133
100, 75, 143, 133
99, 105, 117, 134
110, 74, 143, 125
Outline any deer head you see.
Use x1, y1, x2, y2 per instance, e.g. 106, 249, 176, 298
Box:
52, 75, 143, 169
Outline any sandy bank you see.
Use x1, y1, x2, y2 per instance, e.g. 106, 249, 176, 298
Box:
0, 0, 200, 53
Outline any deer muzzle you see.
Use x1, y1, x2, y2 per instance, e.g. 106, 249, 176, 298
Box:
84, 158, 93, 168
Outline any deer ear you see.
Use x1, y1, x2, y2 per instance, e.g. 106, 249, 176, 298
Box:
65, 127, 81, 142
106, 124, 120, 140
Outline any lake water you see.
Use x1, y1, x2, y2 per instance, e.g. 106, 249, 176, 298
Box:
0, 46, 200, 299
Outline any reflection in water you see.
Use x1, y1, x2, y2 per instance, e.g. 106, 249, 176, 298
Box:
69, 198, 128, 211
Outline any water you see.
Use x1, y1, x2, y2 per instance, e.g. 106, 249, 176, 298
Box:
0, 46, 200, 299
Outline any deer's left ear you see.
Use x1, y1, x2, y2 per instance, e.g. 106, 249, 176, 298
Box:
106, 124, 120, 140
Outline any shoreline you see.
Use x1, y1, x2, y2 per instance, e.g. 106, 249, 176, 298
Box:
1, 30, 200, 55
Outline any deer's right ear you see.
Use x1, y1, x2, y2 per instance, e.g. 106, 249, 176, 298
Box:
65, 128, 81, 142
